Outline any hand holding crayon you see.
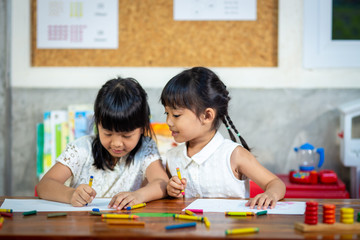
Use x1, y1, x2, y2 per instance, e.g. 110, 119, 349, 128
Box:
176, 168, 185, 196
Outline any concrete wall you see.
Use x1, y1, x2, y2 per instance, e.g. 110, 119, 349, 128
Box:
0, 0, 9, 196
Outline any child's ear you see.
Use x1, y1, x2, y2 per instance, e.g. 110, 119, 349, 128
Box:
202, 108, 216, 123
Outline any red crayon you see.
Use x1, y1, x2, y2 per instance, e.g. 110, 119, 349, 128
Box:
0, 212, 13, 217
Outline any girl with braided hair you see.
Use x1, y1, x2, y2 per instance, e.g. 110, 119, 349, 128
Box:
161, 67, 285, 209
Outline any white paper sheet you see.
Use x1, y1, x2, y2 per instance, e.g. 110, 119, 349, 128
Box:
1, 198, 113, 212
183, 199, 306, 215
174, 0, 257, 21
37, 0, 118, 49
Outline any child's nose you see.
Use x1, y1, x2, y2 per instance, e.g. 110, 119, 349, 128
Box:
111, 136, 124, 148
166, 116, 173, 127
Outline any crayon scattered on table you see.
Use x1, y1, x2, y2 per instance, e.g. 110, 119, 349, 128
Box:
102, 214, 139, 219
225, 212, 255, 216
186, 209, 203, 213
23, 210, 37, 216
0, 217, 4, 227
185, 209, 196, 216
165, 222, 196, 230
106, 219, 145, 226
256, 210, 267, 216
47, 213, 67, 218
203, 217, 211, 228
173, 214, 203, 221
126, 203, 146, 210
90, 211, 103, 216
176, 167, 185, 196
92, 208, 100, 212
0, 209, 13, 213
225, 227, 259, 235
0, 212, 13, 217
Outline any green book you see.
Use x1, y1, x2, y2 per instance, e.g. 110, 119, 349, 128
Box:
36, 123, 44, 178
55, 123, 62, 158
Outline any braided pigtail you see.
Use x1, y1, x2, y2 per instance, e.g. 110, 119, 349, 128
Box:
222, 117, 236, 142
225, 115, 250, 152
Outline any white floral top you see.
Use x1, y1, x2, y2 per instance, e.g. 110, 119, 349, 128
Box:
57, 135, 161, 197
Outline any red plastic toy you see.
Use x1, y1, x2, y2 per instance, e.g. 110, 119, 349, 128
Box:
289, 170, 338, 184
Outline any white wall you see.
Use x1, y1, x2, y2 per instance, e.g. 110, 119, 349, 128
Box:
11, 0, 360, 89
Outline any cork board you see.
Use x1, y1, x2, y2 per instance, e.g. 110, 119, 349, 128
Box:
31, 0, 278, 67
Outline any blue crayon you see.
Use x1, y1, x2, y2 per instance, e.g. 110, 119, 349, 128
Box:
92, 208, 100, 212
165, 222, 196, 230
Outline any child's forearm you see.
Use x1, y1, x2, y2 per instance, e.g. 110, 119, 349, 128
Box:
37, 178, 74, 204
264, 178, 286, 201
135, 178, 168, 202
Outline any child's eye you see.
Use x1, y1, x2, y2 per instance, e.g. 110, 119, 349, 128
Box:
164, 112, 168, 115
173, 114, 180, 118
123, 135, 131, 139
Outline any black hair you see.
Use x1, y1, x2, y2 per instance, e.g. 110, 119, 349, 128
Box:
160, 66, 250, 151
92, 77, 153, 170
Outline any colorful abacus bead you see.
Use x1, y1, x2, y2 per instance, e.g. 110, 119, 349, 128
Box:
304, 201, 318, 225
340, 208, 354, 224
323, 204, 336, 224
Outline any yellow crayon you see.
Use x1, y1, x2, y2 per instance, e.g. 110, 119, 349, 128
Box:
225, 227, 259, 235
88, 176, 94, 187
0, 209, 13, 213
126, 203, 146, 210
225, 212, 255, 216
203, 217, 211, 228
173, 214, 203, 221
176, 167, 185, 196
101, 214, 139, 219
85, 175, 94, 206
185, 209, 196, 216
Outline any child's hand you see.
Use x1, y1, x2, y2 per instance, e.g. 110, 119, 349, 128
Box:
245, 192, 278, 210
108, 192, 144, 210
167, 176, 187, 198
71, 184, 96, 207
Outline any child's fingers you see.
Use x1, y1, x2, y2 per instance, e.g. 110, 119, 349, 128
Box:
181, 178, 187, 187
262, 198, 272, 210
255, 197, 266, 210
246, 198, 256, 209
116, 195, 133, 210
112, 194, 126, 209
269, 199, 277, 209
171, 175, 182, 185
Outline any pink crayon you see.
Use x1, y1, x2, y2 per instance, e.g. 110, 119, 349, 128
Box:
187, 209, 203, 213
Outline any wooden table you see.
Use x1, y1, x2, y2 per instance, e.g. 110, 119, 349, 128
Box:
1, 197, 360, 239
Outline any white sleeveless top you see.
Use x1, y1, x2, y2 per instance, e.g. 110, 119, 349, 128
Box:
57, 135, 160, 198
166, 131, 249, 198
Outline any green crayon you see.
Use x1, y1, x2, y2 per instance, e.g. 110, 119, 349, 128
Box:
47, 212, 67, 218
256, 210, 267, 216
23, 210, 37, 216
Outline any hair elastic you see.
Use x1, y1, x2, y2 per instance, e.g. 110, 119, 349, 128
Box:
226, 127, 230, 130
236, 133, 241, 137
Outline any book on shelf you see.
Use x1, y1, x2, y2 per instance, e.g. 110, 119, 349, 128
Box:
68, 104, 93, 142
38, 105, 94, 179
36, 123, 44, 178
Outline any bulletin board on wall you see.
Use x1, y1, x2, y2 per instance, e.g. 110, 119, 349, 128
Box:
31, 0, 278, 67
